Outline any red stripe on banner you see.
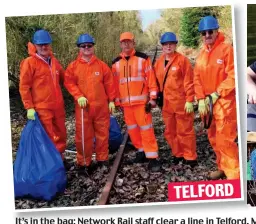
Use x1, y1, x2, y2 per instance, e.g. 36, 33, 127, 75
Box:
168, 179, 241, 201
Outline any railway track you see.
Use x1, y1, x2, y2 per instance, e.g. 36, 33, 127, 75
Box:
98, 132, 129, 205
14, 109, 217, 209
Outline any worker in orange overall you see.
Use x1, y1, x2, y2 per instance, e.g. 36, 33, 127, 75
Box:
19, 29, 67, 164
64, 33, 115, 173
194, 16, 240, 180
112, 32, 161, 172
154, 32, 197, 167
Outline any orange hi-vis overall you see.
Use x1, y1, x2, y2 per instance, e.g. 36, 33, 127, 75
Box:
194, 32, 239, 179
112, 50, 159, 158
65, 54, 115, 166
19, 42, 66, 155
154, 52, 197, 161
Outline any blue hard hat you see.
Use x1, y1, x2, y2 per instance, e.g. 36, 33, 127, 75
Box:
198, 15, 219, 32
32, 29, 52, 45
160, 32, 178, 44
76, 33, 95, 46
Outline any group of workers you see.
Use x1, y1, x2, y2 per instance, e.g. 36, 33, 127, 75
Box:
19, 15, 240, 180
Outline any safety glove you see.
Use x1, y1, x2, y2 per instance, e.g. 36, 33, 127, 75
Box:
109, 102, 115, 114
198, 99, 208, 116
184, 102, 194, 114
27, 108, 36, 120
77, 97, 88, 108
205, 92, 219, 105
145, 100, 156, 114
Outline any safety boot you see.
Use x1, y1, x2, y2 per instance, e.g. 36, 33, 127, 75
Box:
97, 160, 109, 168
184, 159, 198, 168
63, 160, 72, 171
208, 170, 225, 180
127, 151, 148, 164
75, 162, 96, 175
172, 156, 184, 165
148, 159, 161, 172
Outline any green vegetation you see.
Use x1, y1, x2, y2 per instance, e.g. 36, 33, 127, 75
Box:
6, 6, 232, 88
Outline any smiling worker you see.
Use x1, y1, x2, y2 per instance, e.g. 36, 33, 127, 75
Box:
194, 16, 239, 180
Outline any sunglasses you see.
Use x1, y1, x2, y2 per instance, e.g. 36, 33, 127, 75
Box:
201, 30, 214, 36
37, 44, 50, 47
79, 44, 94, 49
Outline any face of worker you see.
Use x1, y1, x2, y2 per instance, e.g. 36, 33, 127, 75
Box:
201, 29, 218, 46
79, 43, 95, 57
120, 39, 135, 55
162, 42, 177, 54
35, 44, 51, 58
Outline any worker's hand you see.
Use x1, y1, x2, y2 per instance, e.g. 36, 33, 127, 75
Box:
198, 99, 208, 116
184, 102, 194, 114
108, 102, 115, 114
77, 97, 88, 108
205, 92, 219, 105
27, 108, 36, 120
145, 100, 156, 114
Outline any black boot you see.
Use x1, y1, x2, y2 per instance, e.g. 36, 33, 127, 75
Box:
148, 159, 161, 172
172, 156, 184, 165
127, 151, 148, 164
75, 162, 96, 175
97, 160, 109, 168
184, 159, 198, 168
63, 160, 72, 170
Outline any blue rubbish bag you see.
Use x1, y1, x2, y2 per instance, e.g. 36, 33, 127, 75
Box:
109, 115, 123, 153
13, 113, 67, 201
251, 149, 256, 180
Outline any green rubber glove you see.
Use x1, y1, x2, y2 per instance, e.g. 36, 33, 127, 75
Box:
77, 97, 88, 108
198, 99, 208, 116
184, 102, 194, 114
27, 108, 36, 120
205, 92, 219, 105
109, 102, 115, 114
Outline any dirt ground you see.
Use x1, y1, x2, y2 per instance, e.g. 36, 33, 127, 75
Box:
10, 89, 219, 209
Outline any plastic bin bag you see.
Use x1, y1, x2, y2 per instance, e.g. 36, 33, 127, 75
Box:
109, 115, 123, 153
13, 113, 67, 200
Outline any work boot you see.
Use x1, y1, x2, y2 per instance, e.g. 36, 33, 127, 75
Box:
172, 156, 184, 165
148, 159, 161, 172
75, 163, 96, 175
75, 164, 88, 175
184, 159, 198, 168
63, 160, 72, 170
97, 160, 109, 168
126, 151, 148, 164
208, 170, 225, 180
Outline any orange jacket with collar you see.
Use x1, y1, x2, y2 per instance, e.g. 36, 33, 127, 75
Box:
64, 54, 115, 106
194, 32, 235, 100
112, 49, 158, 107
19, 42, 65, 110
154, 51, 194, 103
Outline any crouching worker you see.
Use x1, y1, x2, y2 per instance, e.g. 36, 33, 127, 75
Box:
64, 33, 116, 173
19, 29, 67, 164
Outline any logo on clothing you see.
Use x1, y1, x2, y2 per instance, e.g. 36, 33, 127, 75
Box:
95, 72, 100, 76
56, 70, 59, 75
217, 59, 223, 64
171, 67, 177, 71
